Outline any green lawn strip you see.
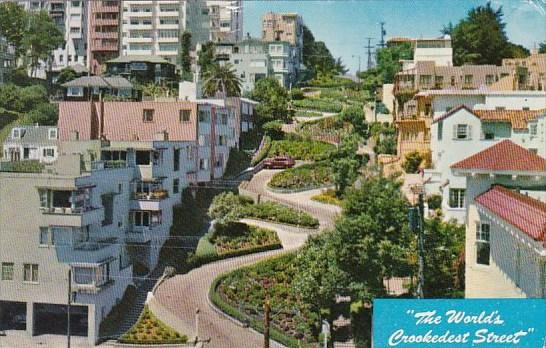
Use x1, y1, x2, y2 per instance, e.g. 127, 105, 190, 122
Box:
209, 254, 318, 348
294, 110, 323, 118
119, 305, 188, 344
268, 163, 333, 191
292, 98, 343, 113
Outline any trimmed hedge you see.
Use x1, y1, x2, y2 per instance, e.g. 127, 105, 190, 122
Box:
251, 135, 272, 166
119, 305, 188, 344
268, 163, 333, 190
188, 240, 281, 268
293, 98, 343, 113
269, 140, 335, 161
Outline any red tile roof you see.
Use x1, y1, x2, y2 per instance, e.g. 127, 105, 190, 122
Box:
59, 101, 202, 142
451, 140, 546, 172
476, 185, 546, 246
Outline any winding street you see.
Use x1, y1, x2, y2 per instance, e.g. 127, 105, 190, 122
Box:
153, 169, 340, 348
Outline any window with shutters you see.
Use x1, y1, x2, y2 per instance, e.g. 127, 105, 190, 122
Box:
453, 124, 471, 140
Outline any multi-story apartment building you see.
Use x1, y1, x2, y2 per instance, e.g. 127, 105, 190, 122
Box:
216, 38, 271, 93
87, 0, 121, 75
0, 36, 15, 85
120, 0, 243, 66
0, 96, 241, 344
48, 0, 88, 73
205, 0, 243, 43
261, 12, 304, 86
120, 0, 187, 65
0, 152, 134, 346
2, 125, 58, 163
450, 140, 546, 298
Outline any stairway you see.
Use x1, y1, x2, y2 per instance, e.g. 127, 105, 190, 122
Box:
109, 267, 164, 339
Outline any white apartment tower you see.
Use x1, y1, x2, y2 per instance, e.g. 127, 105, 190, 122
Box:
121, 0, 243, 65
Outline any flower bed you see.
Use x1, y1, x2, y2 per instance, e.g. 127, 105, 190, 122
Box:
240, 202, 319, 228
311, 188, 343, 206
119, 305, 188, 344
210, 254, 319, 348
268, 140, 335, 161
268, 163, 333, 191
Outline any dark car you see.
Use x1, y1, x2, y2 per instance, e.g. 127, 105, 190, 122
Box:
263, 156, 296, 169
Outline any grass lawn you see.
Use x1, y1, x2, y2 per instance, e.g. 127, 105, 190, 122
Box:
268, 139, 335, 161
211, 253, 319, 347
268, 163, 333, 191
119, 305, 188, 344
240, 201, 319, 228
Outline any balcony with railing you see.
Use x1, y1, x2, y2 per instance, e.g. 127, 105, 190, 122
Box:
39, 188, 104, 226
70, 255, 117, 294
127, 210, 162, 243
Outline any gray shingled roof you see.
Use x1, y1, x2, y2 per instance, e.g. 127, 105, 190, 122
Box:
62, 76, 133, 89
4, 125, 58, 146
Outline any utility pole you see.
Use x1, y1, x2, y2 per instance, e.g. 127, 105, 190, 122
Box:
378, 22, 387, 49
365, 37, 375, 70
408, 193, 425, 299
417, 193, 425, 299
262, 279, 270, 348
67, 268, 72, 348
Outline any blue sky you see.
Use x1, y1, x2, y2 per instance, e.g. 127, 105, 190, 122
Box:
243, 0, 546, 73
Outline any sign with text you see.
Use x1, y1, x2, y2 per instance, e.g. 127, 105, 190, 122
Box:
373, 299, 546, 347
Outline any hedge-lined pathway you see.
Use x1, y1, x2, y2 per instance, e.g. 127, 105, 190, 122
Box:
154, 169, 338, 348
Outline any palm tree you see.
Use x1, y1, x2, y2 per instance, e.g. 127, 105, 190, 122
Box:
202, 63, 242, 97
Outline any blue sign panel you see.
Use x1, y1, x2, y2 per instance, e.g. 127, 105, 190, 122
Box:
373, 299, 546, 348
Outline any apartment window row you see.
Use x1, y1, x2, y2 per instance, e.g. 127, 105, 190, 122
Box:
130, 19, 152, 26
476, 222, 490, 266
159, 44, 177, 52
95, 13, 118, 20
159, 30, 179, 38
130, 210, 162, 227
1, 262, 38, 283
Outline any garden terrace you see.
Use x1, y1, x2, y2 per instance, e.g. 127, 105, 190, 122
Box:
268, 139, 335, 161
119, 305, 188, 344
210, 253, 320, 347
268, 162, 333, 191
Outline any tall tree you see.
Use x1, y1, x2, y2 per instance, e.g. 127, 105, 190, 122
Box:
302, 25, 336, 79
179, 31, 192, 81
443, 2, 527, 65
23, 11, 64, 76
539, 42, 546, 54
250, 77, 290, 125
197, 41, 216, 75
0, 2, 27, 59
202, 63, 242, 97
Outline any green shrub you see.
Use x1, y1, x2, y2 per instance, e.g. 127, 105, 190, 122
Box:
269, 140, 335, 161
0, 160, 44, 173
262, 120, 284, 140
427, 194, 442, 210
350, 301, 372, 348
289, 88, 305, 100
402, 151, 424, 174
171, 189, 204, 237
223, 148, 251, 179
269, 163, 333, 190
251, 135, 271, 166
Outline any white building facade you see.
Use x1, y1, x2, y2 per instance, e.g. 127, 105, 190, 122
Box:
3, 125, 59, 163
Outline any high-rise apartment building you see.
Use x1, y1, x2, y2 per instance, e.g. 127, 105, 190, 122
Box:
87, 0, 122, 75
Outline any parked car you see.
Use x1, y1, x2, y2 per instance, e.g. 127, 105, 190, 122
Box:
263, 156, 295, 169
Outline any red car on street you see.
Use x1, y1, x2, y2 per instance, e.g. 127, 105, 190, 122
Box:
263, 156, 296, 169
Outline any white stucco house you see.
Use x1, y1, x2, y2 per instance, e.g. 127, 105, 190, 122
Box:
450, 140, 546, 298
